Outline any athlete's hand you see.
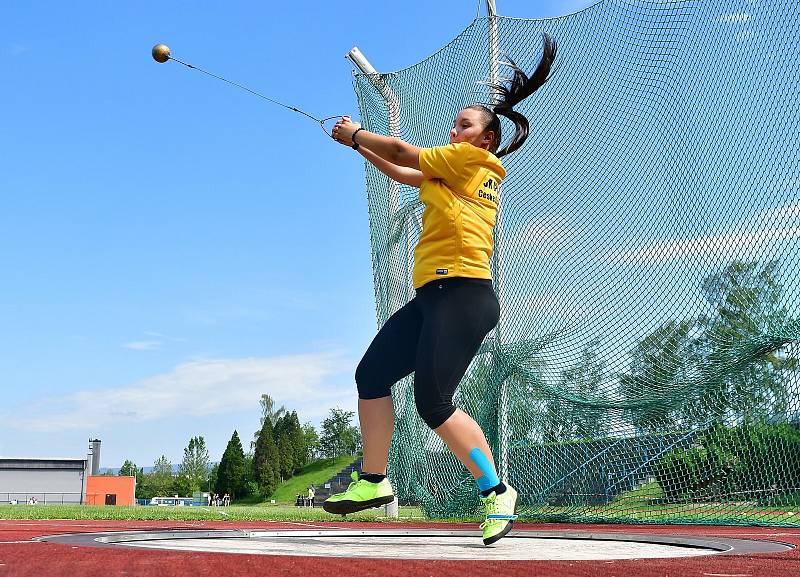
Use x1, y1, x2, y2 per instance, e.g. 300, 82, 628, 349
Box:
332, 116, 361, 146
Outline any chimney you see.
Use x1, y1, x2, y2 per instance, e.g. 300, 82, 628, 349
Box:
89, 439, 101, 476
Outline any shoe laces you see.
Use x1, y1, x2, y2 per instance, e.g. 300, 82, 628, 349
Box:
480, 493, 498, 529
345, 470, 362, 492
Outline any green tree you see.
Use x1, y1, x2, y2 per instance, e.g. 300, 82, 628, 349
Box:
319, 407, 361, 458
272, 412, 303, 475
119, 460, 138, 478
277, 432, 294, 480
180, 436, 210, 493
269, 412, 308, 476
172, 474, 194, 497
272, 413, 287, 443
618, 259, 798, 432
543, 338, 608, 440
253, 418, 279, 497
153, 455, 173, 475
135, 470, 155, 500
252, 393, 287, 448
696, 259, 794, 421
288, 412, 307, 472
216, 430, 246, 499
261, 393, 287, 424
208, 463, 219, 496
149, 455, 174, 496
302, 422, 321, 461
241, 452, 257, 497
618, 318, 700, 433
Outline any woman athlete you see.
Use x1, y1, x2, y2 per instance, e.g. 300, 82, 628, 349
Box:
324, 34, 556, 546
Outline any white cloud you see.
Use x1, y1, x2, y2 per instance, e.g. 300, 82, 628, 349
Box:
145, 331, 187, 343
737, 29, 754, 41
6, 43, 29, 56
720, 12, 750, 23
602, 226, 800, 264
123, 330, 189, 350
513, 293, 598, 321
123, 341, 162, 351
768, 174, 800, 192
758, 201, 800, 223
5, 352, 351, 433
504, 216, 572, 255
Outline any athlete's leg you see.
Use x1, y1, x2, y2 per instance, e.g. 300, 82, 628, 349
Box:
413, 278, 500, 481
413, 279, 516, 544
434, 409, 496, 480
354, 298, 422, 474
323, 299, 422, 515
358, 396, 394, 475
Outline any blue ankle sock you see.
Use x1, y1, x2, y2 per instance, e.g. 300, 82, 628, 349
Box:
469, 448, 500, 493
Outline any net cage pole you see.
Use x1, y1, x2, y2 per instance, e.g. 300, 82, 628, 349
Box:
346, 47, 407, 319
486, 0, 511, 484
347, 46, 402, 518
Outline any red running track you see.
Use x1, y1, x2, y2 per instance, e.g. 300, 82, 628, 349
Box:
0, 520, 797, 577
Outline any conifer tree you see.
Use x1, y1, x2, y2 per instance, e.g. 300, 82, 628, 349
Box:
216, 430, 246, 499
253, 418, 280, 497
289, 411, 307, 473
277, 433, 293, 480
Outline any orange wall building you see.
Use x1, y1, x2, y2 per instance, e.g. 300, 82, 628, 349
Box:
85, 476, 136, 506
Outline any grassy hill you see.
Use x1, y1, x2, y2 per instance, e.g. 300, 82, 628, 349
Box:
259, 455, 358, 504
612, 480, 663, 505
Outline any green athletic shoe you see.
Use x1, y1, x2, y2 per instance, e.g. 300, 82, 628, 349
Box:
322, 471, 395, 515
480, 485, 518, 545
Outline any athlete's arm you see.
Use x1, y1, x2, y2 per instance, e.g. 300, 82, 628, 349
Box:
358, 146, 424, 188
333, 118, 421, 170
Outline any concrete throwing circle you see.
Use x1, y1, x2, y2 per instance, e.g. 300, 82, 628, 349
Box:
39, 529, 794, 561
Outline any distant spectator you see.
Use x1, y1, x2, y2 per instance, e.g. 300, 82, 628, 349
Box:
307, 486, 315, 508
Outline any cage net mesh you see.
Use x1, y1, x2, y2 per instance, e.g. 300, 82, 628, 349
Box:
351, 0, 800, 525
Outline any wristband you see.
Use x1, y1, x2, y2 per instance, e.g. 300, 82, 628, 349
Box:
352, 127, 364, 145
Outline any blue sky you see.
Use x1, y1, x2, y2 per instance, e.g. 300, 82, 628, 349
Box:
0, 1, 597, 467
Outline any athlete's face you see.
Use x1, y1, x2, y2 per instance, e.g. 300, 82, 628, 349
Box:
450, 108, 494, 149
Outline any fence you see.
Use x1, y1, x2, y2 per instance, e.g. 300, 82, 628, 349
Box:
1, 492, 83, 505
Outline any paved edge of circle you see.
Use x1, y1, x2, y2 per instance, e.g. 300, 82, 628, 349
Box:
36, 528, 795, 557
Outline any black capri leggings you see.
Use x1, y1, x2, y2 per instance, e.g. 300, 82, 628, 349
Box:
355, 276, 500, 429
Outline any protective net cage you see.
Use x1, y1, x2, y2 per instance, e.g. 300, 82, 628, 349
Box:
352, 0, 800, 526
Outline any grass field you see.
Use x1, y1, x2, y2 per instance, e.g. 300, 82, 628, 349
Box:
1, 501, 797, 525
0, 503, 428, 522
523, 502, 800, 526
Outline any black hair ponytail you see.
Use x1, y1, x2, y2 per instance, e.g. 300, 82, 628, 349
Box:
488, 33, 557, 158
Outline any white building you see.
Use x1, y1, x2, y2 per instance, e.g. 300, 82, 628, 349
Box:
0, 439, 101, 505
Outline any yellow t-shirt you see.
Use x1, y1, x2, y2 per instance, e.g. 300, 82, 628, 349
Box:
414, 142, 506, 289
